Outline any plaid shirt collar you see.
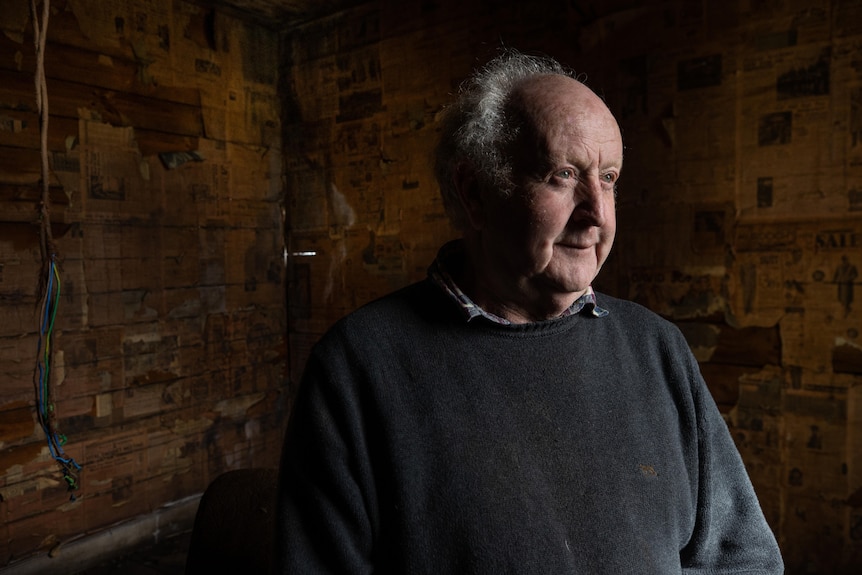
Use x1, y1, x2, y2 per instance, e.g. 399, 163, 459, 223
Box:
428, 240, 609, 325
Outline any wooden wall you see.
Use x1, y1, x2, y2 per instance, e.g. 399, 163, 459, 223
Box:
2, 0, 861, 571
0, 0, 285, 566
282, 0, 862, 572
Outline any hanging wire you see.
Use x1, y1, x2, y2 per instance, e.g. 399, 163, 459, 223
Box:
31, 0, 52, 261
34, 259, 81, 494
30, 0, 82, 499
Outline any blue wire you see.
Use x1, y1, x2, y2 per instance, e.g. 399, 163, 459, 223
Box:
35, 258, 82, 489
40, 261, 54, 333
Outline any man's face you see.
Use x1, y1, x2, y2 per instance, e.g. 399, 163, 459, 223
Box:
477, 75, 623, 304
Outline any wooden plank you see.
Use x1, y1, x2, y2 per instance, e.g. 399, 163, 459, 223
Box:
0, 107, 197, 158
10, 37, 203, 107
0, 109, 79, 152
0, 182, 69, 224
0, 146, 42, 183
134, 129, 199, 156
0, 182, 70, 205
0, 69, 204, 137
711, 324, 781, 367
0, 28, 199, 104
833, 343, 862, 375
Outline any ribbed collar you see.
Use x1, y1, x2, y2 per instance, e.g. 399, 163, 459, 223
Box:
428, 240, 609, 325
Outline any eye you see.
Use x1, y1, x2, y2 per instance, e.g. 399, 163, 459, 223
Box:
555, 168, 575, 179
601, 172, 617, 184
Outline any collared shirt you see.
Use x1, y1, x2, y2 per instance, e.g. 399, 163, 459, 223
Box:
428, 240, 609, 325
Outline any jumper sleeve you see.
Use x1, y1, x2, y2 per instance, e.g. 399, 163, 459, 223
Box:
680, 355, 784, 574
274, 349, 377, 575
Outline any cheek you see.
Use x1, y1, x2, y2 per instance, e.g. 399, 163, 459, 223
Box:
523, 216, 561, 254
597, 216, 617, 257
529, 199, 571, 239
604, 209, 617, 240
501, 199, 548, 241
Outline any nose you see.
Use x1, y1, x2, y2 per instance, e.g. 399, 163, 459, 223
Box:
572, 174, 610, 227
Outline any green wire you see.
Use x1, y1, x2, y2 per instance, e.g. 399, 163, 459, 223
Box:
41, 262, 61, 421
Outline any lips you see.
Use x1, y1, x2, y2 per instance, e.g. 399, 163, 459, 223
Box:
557, 226, 599, 249
556, 237, 596, 250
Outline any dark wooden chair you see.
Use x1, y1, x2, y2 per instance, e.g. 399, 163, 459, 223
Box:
185, 468, 279, 575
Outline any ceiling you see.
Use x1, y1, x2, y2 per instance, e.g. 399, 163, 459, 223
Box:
200, 0, 367, 28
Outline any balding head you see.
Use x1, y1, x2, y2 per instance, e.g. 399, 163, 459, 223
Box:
505, 74, 622, 185
442, 62, 623, 322
434, 51, 580, 232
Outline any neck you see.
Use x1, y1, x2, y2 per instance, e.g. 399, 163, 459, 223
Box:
458, 239, 584, 324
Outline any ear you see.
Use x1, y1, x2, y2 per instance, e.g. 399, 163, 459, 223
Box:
453, 164, 485, 231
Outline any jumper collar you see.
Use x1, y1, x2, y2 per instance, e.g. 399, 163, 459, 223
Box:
428, 240, 609, 325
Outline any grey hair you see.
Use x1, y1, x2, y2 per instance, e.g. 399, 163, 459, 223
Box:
433, 50, 577, 231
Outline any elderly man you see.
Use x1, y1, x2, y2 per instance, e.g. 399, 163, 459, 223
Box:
275, 50, 784, 573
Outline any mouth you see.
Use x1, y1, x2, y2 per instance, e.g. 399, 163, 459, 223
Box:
556, 241, 594, 251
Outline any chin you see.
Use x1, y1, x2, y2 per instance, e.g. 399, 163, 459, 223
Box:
544, 277, 593, 297
547, 267, 597, 292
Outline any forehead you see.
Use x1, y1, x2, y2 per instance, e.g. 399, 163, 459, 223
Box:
511, 75, 622, 156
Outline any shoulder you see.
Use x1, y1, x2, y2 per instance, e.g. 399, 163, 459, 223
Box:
342, 279, 447, 328
593, 292, 697, 368
315, 279, 453, 351
595, 292, 683, 334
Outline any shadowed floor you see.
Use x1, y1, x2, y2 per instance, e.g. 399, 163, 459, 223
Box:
74, 531, 191, 575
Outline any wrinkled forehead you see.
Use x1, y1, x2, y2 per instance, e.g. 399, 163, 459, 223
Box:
512, 75, 619, 133
508, 75, 623, 160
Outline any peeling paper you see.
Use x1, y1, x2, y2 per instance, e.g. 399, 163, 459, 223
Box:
328, 182, 356, 229
0, 0, 30, 44
325, 240, 348, 303
171, 416, 214, 436
836, 337, 862, 351
214, 392, 265, 420
324, 183, 356, 302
